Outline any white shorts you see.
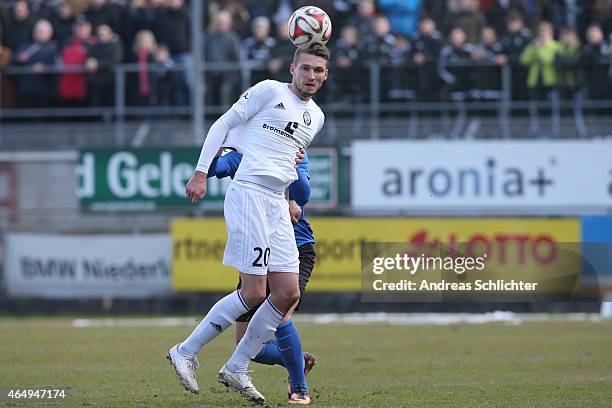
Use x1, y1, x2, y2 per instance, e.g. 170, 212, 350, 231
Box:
223, 180, 299, 275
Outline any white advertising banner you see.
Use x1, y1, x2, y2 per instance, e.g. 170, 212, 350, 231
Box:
4, 233, 171, 298
352, 141, 612, 211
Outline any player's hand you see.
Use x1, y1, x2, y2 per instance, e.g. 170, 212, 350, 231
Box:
186, 171, 207, 203
295, 148, 305, 167
289, 200, 302, 224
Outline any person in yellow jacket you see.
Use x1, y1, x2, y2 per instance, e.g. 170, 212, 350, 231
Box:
520, 22, 561, 138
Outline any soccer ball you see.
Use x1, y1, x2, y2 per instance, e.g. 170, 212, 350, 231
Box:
288, 6, 332, 49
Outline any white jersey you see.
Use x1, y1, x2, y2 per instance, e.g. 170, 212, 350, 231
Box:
222, 80, 325, 188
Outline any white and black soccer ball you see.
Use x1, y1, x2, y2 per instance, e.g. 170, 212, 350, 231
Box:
288, 6, 332, 49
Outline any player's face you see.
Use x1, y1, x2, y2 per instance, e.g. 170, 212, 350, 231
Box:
290, 53, 329, 99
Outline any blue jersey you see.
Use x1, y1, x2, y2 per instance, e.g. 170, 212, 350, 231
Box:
209, 150, 315, 247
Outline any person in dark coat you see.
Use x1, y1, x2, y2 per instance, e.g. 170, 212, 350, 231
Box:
438, 27, 474, 100
470, 26, 507, 100
13, 18, 57, 107
156, 0, 191, 105
4, 0, 35, 51
331, 25, 364, 102
84, 0, 113, 32
242, 16, 276, 84
500, 12, 531, 99
50, 1, 76, 48
580, 23, 610, 100
267, 19, 294, 83
86, 24, 122, 107
204, 9, 241, 105
412, 17, 444, 99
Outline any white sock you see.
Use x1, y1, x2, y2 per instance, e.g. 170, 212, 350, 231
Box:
179, 290, 250, 358
226, 297, 285, 373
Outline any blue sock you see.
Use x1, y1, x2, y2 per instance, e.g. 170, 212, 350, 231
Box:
275, 319, 307, 393
252, 339, 285, 366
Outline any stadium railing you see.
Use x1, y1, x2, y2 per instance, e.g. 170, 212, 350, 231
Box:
0, 60, 611, 148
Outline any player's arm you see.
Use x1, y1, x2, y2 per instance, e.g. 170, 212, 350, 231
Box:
208, 150, 243, 179
186, 81, 275, 203
288, 152, 311, 207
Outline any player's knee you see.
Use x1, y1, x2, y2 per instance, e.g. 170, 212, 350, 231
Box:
240, 287, 266, 308
277, 287, 300, 308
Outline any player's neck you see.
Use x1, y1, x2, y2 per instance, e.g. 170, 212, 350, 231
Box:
288, 83, 311, 102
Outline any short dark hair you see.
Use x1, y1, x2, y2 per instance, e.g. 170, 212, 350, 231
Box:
293, 44, 330, 65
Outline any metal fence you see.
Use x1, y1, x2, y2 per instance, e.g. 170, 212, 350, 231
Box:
1, 60, 611, 149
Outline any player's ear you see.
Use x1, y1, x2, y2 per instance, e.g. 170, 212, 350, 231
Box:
324, 67, 329, 80
289, 63, 296, 76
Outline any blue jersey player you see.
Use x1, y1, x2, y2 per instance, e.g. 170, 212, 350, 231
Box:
208, 148, 317, 405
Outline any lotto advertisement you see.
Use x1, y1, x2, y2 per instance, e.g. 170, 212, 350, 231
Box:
171, 217, 607, 300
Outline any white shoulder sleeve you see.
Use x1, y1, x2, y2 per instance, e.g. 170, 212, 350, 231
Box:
195, 80, 277, 173
232, 80, 278, 121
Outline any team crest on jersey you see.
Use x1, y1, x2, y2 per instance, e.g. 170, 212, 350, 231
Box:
303, 111, 311, 126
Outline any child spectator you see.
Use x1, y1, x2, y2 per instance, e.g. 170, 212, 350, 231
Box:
520, 21, 561, 137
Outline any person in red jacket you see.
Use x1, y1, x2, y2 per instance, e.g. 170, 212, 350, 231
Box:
58, 17, 96, 106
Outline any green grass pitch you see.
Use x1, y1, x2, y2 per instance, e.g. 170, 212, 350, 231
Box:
1, 317, 611, 407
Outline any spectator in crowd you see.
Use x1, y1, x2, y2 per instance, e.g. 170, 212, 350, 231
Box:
106, 0, 129, 42
532, 0, 571, 34
130, 29, 158, 106
447, 0, 485, 43
157, 0, 191, 105
387, 34, 415, 101
51, 1, 76, 48
267, 18, 294, 83
412, 16, 444, 99
331, 25, 363, 102
0, 36, 16, 108
438, 27, 474, 138
520, 22, 560, 94
86, 24, 122, 107
483, 0, 526, 35
362, 15, 396, 64
4, 0, 35, 51
555, 26, 586, 136
347, 0, 377, 40
520, 21, 561, 137
555, 26, 581, 97
13, 18, 57, 107
377, 0, 421, 39
153, 44, 178, 106
438, 26, 474, 100
501, 12, 531, 62
127, 0, 165, 60
84, 0, 113, 32
242, 16, 276, 84
242, 16, 275, 63
241, 0, 277, 21
422, 1, 448, 28
206, 0, 250, 36
29, 0, 53, 22
581, 23, 610, 100
204, 9, 241, 105
362, 15, 397, 101
59, 17, 95, 106
501, 12, 531, 99
470, 26, 506, 100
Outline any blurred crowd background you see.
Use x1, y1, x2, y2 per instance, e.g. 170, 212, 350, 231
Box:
0, 0, 610, 111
